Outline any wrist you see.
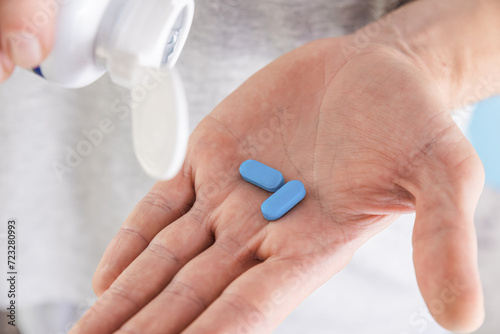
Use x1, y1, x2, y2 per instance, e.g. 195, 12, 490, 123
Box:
346, 0, 500, 109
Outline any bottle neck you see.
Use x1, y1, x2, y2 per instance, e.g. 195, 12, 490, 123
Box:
94, 0, 194, 87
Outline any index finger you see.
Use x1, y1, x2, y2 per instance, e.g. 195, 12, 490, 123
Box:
92, 168, 195, 297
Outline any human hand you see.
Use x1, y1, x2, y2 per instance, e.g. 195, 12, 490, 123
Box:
0, 0, 56, 81
71, 34, 485, 333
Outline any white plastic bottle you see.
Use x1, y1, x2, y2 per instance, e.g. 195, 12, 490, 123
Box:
36, 0, 194, 180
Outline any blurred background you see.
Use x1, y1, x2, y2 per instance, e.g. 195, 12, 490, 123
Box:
470, 96, 500, 190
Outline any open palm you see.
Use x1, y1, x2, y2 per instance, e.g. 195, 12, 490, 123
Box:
71, 37, 484, 333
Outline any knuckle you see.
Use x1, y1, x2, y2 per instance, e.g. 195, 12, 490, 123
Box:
142, 191, 175, 215
163, 280, 208, 310
145, 242, 182, 266
117, 226, 149, 247
106, 284, 141, 309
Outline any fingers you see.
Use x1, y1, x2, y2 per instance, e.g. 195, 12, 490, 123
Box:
71, 212, 213, 334
117, 237, 261, 334
412, 140, 485, 332
78, 178, 266, 334
182, 257, 330, 334
110, 183, 267, 333
0, 0, 58, 78
92, 170, 195, 297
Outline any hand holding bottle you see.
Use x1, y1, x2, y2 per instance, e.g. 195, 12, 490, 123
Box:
0, 0, 194, 88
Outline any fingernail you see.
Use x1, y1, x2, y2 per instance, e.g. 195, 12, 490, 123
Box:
5, 32, 42, 69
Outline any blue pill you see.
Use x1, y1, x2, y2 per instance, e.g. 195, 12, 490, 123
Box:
239, 160, 285, 192
261, 180, 306, 221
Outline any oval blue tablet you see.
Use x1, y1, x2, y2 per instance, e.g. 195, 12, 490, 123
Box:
261, 180, 306, 221
239, 160, 285, 192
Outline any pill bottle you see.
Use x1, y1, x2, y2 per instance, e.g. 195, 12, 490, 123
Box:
35, 0, 194, 180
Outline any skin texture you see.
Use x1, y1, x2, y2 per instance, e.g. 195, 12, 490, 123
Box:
73, 38, 484, 333
1, 0, 499, 333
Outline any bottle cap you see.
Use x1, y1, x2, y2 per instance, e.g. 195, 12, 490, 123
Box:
131, 67, 189, 180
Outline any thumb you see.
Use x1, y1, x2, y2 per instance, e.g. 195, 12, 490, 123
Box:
412, 142, 485, 333
0, 0, 58, 76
